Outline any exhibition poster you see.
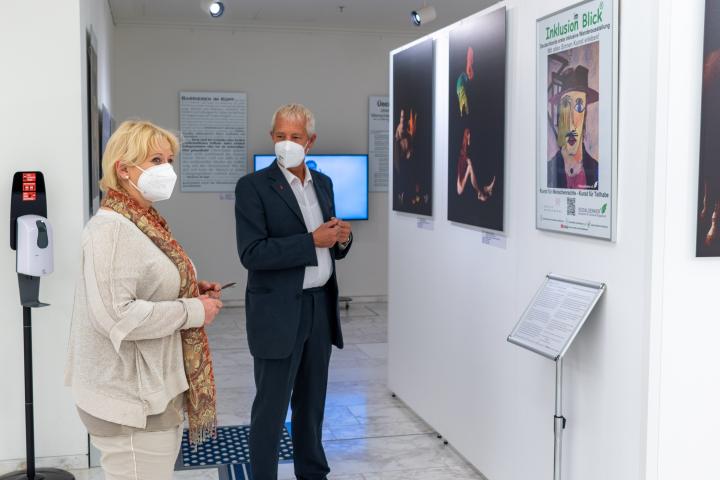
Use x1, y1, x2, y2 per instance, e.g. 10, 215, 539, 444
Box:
392, 38, 434, 216
536, 0, 617, 240
447, 6, 506, 231
179, 91, 247, 193
696, 0, 720, 256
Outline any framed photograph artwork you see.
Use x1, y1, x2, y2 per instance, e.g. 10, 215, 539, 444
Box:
697, 0, 720, 256
447, 6, 507, 231
391, 38, 435, 217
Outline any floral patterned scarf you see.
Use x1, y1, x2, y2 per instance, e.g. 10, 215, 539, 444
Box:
102, 188, 217, 448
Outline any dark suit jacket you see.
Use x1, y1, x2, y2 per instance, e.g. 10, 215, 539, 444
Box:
547, 147, 599, 190
234, 161, 351, 359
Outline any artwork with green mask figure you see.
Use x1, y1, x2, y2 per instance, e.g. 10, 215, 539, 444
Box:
447, 6, 506, 231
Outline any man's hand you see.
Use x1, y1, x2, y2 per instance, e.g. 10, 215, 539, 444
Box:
334, 217, 352, 245
313, 219, 341, 248
198, 280, 222, 299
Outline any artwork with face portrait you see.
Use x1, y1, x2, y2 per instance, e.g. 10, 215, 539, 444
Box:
447, 7, 506, 231
392, 39, 434, 216
697, 0, 720, 256
546, 42, 600, 190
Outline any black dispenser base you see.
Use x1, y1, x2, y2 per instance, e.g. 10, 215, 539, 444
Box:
0, 469, 75, 480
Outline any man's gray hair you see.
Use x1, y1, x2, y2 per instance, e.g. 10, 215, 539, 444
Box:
271, 104, 316, 137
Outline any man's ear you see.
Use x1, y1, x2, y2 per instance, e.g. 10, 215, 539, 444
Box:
306, 134, 318, 151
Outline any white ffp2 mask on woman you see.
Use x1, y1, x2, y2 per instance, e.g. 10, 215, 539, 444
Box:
130, 163, 177, 202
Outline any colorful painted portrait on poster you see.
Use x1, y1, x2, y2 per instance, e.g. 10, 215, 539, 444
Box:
697, 0, 720, 256
447, 7, 506, 231
546, 42, 600, 190
392, 39, 434, 216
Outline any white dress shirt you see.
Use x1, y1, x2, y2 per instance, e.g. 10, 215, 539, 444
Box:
279, 164, 333, 289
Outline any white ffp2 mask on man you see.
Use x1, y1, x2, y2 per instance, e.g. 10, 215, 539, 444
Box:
275, 140, 307, 169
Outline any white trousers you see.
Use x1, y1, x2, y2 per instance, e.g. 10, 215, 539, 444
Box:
90, 426, 183, 480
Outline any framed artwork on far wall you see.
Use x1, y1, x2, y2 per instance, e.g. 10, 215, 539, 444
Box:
86, 31, 100, 217
391, 38, 434, 217
447, 5, 507, 231
99, 104, 115, 204
535, 0, 619, 240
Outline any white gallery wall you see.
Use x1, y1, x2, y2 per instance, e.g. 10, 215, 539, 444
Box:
647, 0, 720, 478
112, 25, 414, 302
0, 0, 114, 467
388, 0, 662, 479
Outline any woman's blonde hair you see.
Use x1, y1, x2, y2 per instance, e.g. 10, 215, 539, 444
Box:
99, 120, 179, 192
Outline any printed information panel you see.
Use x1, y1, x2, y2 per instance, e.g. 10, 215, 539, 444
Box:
369, 96, 389, 192
508, 275, 605, 360
179, 91, 247, 192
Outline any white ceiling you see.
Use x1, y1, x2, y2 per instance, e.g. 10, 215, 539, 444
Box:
108, 0, 499, 34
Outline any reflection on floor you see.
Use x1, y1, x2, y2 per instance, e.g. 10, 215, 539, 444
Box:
70, 303, 488, 480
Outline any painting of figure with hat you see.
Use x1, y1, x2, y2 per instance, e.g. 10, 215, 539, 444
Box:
546, 42, 600, 190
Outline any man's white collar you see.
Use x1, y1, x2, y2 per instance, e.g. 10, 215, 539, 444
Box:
279, 162, 313, 187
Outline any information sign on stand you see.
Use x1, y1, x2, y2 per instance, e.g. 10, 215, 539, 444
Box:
508, 274, 605, 480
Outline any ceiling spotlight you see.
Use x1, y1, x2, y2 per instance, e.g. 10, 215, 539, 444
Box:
209, 1, 224, 18
410, 6, 436, 27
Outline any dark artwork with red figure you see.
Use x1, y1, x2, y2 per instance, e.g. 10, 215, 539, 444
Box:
392, 38, 434, 216
697, 0, 720, 256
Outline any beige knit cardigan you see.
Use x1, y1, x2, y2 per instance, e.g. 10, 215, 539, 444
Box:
65, 210, 205, 429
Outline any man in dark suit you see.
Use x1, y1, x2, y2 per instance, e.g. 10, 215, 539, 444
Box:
234, 104, 352, 480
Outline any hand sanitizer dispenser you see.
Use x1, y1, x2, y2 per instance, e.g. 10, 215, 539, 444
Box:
16, 215, 53, 277
5, 171, 74, 480
10, 171, 51, 308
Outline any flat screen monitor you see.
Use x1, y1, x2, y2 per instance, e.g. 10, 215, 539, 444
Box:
253, 154, 369, 221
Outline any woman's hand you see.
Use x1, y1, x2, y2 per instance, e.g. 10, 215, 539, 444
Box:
198, 280, 222, 299
198, 295, 223, 326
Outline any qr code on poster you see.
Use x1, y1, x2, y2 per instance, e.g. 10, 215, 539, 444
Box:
566, 197, 576, 216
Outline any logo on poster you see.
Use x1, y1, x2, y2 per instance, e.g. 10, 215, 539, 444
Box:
546, 15, 579, 40
583, 3, 604, 28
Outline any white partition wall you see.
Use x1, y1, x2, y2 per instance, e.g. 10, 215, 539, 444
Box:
388, 0, 667, 479
648, 0, 720, 478
0, 0, 115, 469
0, 0, 89, 467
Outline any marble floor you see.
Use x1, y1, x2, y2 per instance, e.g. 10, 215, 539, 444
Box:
69, 302, 488, 480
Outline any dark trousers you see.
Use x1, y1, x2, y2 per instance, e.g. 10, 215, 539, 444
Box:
249, 286, 332, 480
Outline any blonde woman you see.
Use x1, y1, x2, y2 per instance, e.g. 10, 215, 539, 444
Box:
65, 120, 223, 480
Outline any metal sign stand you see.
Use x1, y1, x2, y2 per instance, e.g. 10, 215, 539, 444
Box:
554, 358, 565, 480
507, 274, 606, 480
